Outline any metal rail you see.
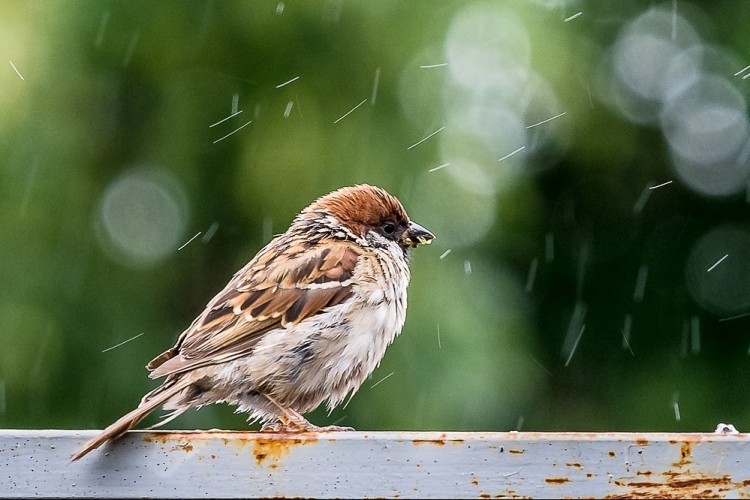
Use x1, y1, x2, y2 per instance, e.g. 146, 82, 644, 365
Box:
2, 430, 749, 498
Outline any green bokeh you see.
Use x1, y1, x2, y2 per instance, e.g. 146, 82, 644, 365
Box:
2, 0, 750, 434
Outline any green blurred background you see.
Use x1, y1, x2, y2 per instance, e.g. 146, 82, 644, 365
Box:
3, 0, 750, 434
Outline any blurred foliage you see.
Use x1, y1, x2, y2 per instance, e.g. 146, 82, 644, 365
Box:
3, 0, 750, 434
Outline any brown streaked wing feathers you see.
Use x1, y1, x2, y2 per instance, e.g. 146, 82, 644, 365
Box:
146, 239, 360, 379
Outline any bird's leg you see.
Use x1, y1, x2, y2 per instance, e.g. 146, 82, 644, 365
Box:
259, 394, 354, 432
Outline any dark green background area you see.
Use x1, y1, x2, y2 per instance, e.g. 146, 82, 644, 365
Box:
2, 0, 750, 434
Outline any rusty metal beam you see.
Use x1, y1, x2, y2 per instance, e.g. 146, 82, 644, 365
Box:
2, 430, 749, 498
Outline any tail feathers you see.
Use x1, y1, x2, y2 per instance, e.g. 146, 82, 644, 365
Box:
70, 378, 192, 461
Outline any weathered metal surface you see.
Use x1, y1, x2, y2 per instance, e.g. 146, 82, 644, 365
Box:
2, 430, 750, 498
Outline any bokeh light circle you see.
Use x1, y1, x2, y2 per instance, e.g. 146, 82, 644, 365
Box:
409, 171, 496, 249
686, 224, 750, 316
662, 75, 750, 196
97, 166, 189, 268
445, 4, 531, 95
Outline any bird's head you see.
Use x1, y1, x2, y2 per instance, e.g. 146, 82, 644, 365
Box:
301, 184, 434, 251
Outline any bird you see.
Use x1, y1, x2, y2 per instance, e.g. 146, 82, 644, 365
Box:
71, 184, 434, 461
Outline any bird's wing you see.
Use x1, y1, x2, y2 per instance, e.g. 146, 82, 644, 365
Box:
147, 237, 361, 379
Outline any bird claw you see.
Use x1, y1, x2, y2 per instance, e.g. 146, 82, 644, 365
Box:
260, 422, 354, 433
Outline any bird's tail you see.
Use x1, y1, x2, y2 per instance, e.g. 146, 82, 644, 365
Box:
70, 377, 192, 461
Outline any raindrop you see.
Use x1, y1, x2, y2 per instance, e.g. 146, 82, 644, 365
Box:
122, 31, 140, 68
202, 222, 220, 243
545, 233, 554, 263
621, 314, 634, 355
562, 301, 587, 365
633, 265, 648, 302
525, 257, 539, 293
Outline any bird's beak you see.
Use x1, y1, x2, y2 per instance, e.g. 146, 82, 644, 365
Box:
401, 221, 435, 248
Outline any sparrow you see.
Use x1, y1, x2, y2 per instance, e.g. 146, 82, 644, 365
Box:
71, 184, 433, 461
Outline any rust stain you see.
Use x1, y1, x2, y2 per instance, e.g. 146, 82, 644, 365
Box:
608, 451, 616, 458
411, 438, 446, 446
608, 473, 736, 498
586, 473, 594, 478
412, 434, 465, 446
412, 432, 458, 446
143, 434, 194, 453
566, 462, 583, 469
678, 442, 692, 464
509, 449, 525, 455
471, 477, 480, 486
251, 434, 319, 467
635, 438, 649, 447
498, 492, 534, 499
143, 434, 171, 444
545, 477, 571, 485
636, 470, 653, 477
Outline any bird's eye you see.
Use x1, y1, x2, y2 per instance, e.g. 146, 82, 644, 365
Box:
382, 221, 396, 235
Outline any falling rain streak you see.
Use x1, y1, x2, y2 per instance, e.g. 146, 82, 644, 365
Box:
210, 110, 243, 128
649, 180, 673, 190
213, 120, 252, 143
276, 76, 299, 88
633, 265, 648, 302
19, 157, 39, 219
562, 302, 587, 366
545, 233, 554, 263
526, 111, 566, 129
621, 314, 635, 356
177, 232, 202, 251
691, 316, 700, 354
370, 371, 394, 389
202, 222, 220, 243
429, 162, 450, 173
9, 60, 24, 80
122, 31, 140, 67
633, 183, 653, 213
525, 257, 539, 293
407, 126, 446, 150
719, 312, 750, 322
706, 254, 728, 272
672, 393, 681, 422
564, 325, 585, 367
681, 316, 701, 357
333, 99, 367, 123
497, 145, 526, 162
371, 67, 381, 105
283, 101, 294, 118
101, 332, 146, 353
94, 11, 110, 48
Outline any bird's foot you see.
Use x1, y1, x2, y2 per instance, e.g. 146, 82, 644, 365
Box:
260, 421, 354, 433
